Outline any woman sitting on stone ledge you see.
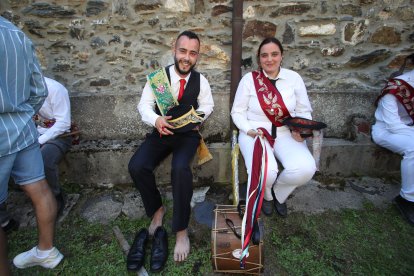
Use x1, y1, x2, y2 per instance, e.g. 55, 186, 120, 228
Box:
231, 37, 316, 218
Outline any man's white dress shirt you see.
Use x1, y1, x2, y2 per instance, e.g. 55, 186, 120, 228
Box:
37, 77, 71, 145
138, 66, 214, 127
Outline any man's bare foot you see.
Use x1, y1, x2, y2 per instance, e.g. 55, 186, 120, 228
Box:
149, 206, 165, 236
174, 229, 190, 262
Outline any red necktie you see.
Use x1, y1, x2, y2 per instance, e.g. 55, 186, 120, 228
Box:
178, 79, 186, 101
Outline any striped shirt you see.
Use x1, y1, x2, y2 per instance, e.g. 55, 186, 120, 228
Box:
0, 16, 48, 157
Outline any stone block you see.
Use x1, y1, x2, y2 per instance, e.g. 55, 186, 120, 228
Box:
243, 20, 277, 39
298, 23, 336, 36
370, 26, 401, 46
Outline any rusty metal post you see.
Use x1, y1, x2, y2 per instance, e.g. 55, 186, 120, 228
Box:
230, 0, 244, 205
230, 0, 244, 131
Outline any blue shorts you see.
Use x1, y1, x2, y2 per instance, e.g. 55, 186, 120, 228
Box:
0, 142, 45, 204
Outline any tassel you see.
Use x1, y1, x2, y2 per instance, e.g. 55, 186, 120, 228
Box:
197, 137, 212, 166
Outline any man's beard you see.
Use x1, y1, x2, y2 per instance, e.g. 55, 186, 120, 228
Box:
174, 56, 196, 76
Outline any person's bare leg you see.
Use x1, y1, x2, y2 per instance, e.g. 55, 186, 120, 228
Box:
174, 229, 190, 262
0, 227, 11, 276
148, 206, 165, 236
21, 179, 57, 250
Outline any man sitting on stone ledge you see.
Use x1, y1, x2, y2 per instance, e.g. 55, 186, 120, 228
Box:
128, 30, 214, 271
372, 53, 414, 225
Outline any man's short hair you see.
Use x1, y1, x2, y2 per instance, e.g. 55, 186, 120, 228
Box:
176, 30, 200, 46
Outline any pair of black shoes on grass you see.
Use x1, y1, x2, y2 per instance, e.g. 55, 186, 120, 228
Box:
127, 226, 168, 272
261, 188, 287, 217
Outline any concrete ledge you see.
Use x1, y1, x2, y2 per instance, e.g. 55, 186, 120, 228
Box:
60, 138, 400, 187
317, 138, 400, 176
60, 140, 235, 186
69, 91, 377, 141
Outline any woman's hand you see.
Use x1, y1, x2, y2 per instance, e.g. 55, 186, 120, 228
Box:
247, 129, 264, 138
291, 130, 304, 142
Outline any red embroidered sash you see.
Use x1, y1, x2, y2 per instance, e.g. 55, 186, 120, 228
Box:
240, 128, 273, 268
375, 78, 414, 121
252, 70, 291, 126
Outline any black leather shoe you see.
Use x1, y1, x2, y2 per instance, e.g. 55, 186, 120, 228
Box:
271, 188, 287, 218
261, 199, 273, 216
394, 195, 414, 226
2, 218, 19, 234
127, 228, 149, 271
150, 226, 168, 272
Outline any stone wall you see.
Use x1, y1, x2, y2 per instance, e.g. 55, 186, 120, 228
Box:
1, 0, 413, 141
1, 0, 410, 185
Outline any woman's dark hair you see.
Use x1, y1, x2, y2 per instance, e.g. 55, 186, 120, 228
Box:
256, 37, 284, 63
176, 30, 200, 46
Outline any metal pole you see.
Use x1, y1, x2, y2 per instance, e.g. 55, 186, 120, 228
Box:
230, 0, 244, 206
230, 0, 244, 131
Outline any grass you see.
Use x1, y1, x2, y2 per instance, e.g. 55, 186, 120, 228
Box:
5, 197, 414, 275
266, 204, 414, 275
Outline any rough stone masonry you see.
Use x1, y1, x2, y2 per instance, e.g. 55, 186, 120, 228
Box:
0, 0, 412, 185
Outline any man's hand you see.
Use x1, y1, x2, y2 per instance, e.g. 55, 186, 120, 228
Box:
155, 116, 174, 136
291, 130, 305, 142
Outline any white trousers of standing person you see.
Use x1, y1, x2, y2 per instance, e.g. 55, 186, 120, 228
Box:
372, 122, 414, 202
239, 125, 316, 204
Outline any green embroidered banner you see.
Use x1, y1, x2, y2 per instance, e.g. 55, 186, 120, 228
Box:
147, 68, 178, 116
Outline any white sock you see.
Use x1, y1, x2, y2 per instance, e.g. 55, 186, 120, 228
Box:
36, 247, 54, 258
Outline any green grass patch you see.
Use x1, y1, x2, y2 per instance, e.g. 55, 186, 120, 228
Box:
6, 203, 414, 275
266, 205, 414, 275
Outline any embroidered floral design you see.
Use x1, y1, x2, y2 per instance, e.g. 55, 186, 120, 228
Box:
168, 107, 204, 129
156, 84, 165, 94
262, 92, 283, 117
382, 79, 414, 118
147, 68, 178, 116
254, 70, 288, 124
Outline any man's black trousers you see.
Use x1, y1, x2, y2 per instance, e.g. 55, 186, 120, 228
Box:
128, 130, 200, 232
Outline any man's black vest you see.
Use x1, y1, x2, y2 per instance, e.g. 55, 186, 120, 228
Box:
154, 65, 200, 115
